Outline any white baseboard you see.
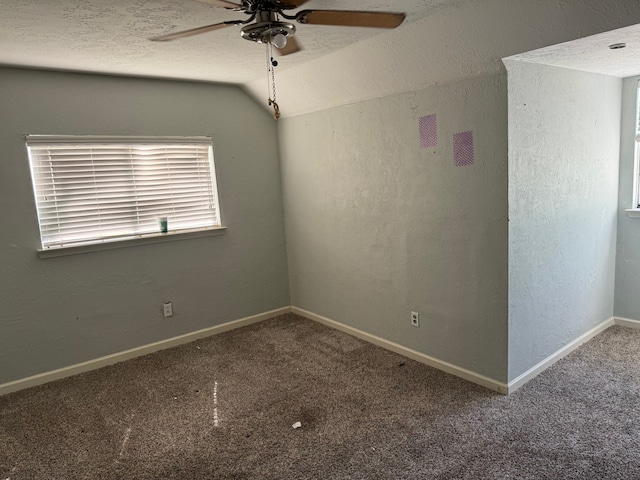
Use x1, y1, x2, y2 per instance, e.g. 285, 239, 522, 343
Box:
4, 306, 629, 398
614, 316, 640, 329
0, 306, 292, 397
292, 306, 509, 395
507, 316, 615, 394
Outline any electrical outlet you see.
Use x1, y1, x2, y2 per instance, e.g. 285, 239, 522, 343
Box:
163, 302, 173, 318
411, 311, 419, 327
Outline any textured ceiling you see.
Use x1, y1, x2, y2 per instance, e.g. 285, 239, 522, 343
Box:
0, 0, 466, 85
506, 23, 640, 78
2, 0, 640, 117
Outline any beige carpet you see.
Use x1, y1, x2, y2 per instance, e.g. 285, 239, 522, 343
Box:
1, 313, 640, 479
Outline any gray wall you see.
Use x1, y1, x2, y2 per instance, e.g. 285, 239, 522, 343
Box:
506, 61, 621, 381
615, 76, 640, 320
0, 67, 290, 384
278, 74, 509, 382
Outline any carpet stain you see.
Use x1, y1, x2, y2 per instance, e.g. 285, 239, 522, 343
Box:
213, 381, 219, 427
116, 416, 134, 464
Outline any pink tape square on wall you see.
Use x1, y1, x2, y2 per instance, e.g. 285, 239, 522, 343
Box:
419, 114, 437, 148
453, 131, 474, 167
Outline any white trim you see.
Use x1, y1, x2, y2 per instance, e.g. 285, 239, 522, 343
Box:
507, 317, 615, 394
292, 307, 508, 394
4, 307, 628, 399
624, 209, 640, 218
38, 226, 227, 258
0, 306, 292, 397
614, 316, 640, 329
632, 80, 640, 209
25, 135, 213, 145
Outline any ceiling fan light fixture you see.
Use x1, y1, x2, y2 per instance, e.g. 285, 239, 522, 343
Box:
271, 33, 288, 49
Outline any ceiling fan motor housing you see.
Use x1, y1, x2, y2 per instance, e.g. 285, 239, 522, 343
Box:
240, 10, 296, 44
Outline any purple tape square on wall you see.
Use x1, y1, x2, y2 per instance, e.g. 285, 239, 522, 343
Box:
453, 131, 474, 167
419, 114, 437, 148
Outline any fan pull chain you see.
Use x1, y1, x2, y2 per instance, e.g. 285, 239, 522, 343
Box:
265, 41, 280, 120
265, 41, 271, 103
269, 63, 280, 120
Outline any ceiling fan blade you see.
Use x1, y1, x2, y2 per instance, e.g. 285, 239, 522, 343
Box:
275, 36, 303, 56
277, 0, 310, 8
150, 20, 243, 42
195, 0, 243, 10
296, 10, 406, 29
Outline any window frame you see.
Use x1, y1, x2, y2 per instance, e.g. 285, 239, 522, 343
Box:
634, 81, 640, 209
26, 135, 226, 258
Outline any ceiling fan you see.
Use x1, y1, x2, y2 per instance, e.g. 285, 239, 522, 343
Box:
151, 0, 406, 55
151, 0, 406, 119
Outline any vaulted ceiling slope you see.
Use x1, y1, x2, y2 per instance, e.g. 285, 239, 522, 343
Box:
249, 0, 640, 117
1, 0, 640, 117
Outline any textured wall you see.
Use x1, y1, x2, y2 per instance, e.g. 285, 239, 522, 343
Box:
0, 67, 290, 384
615, 76, 640, 320
506, 61, 621, 381
278, 74, 509, 382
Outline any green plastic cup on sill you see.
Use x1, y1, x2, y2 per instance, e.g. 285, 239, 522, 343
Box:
158, 216, 168, 233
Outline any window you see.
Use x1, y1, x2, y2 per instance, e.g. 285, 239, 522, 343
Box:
26, 136, 222, 251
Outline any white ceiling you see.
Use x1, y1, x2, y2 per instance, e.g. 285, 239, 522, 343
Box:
506, 24, 640, 79
0, 0, 466, 85
2, 0, 640, 117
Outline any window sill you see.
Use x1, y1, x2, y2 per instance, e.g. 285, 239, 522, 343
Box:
37, 226, 227, 259
625, 209, 640, 218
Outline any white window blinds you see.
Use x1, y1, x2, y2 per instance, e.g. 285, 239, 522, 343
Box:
26, 136, 221, 250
